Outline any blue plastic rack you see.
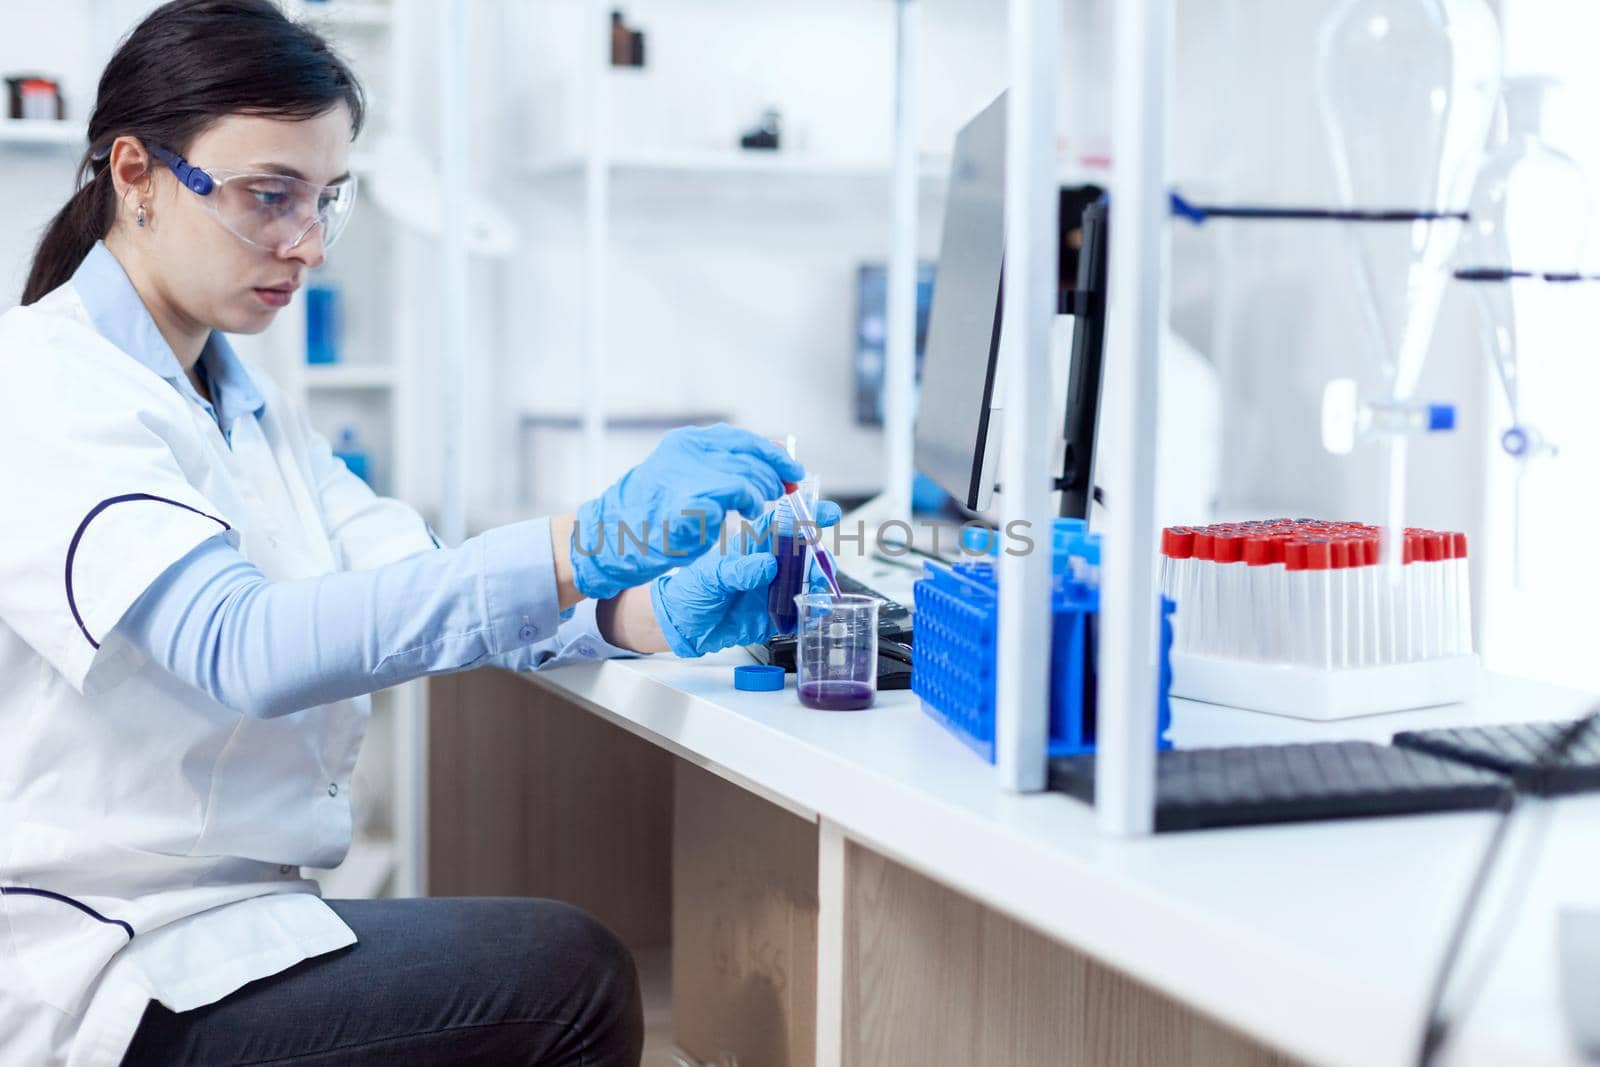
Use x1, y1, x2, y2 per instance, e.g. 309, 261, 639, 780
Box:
912, 523, 1173, 763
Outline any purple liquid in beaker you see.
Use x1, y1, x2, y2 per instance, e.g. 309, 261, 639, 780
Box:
766, 531, 808, 633
798, 680, 875, 711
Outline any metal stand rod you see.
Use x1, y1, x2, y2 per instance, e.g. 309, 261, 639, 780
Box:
581, 0, 612, 495
883, 0, 921, 533
1096, 0, 1170, 836
995, 0, 1061, 793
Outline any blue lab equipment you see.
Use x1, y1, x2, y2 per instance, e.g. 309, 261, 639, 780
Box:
912, 519, 1172, 763
306, 284, 340, 364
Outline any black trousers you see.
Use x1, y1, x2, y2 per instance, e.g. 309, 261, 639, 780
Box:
121, 897, 643, 1066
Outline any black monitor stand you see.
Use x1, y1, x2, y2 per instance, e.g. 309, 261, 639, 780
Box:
1056, 198, 1108, 521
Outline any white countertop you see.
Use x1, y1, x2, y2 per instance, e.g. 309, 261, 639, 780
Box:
515, 556, 1600, 1067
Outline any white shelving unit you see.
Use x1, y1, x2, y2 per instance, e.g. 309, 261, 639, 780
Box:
257, 0, 437, 900
510, 0, 945, 522
302, 362, 396, 390
525, 147, 952, 182
0, 118, 85, 147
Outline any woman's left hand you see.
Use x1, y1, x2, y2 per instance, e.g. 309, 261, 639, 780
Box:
648, 501, 843, 658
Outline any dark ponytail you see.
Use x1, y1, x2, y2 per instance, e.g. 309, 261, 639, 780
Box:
22, 0, 364, 305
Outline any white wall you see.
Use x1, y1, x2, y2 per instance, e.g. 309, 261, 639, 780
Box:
1169, 0, 1489, 541
500, 0, 1112, 518
1474, 0, 1600, 690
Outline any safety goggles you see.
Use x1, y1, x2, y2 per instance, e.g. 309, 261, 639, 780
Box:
151, 145, 358, 253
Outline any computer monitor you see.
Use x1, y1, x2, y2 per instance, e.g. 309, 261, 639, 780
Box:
913, 92, 1007, 512
913, 90, 1108, 519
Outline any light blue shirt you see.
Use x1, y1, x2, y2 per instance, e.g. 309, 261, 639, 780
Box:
70, 242, 633, 718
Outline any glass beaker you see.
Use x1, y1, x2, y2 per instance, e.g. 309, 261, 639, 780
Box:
794, 593, 879, 711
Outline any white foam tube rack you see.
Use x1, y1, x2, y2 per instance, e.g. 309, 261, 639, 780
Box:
1162, 520, 1479, 720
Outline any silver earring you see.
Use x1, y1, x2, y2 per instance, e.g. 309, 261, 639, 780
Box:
136, 204, 147, 228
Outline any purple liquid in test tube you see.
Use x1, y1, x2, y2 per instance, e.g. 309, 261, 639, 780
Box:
766, 525, 808, 633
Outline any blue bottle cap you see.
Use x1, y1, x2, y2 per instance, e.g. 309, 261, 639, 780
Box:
1427, 404, 1456, 432
734, 664, 786, 692
961, 525, 999, 556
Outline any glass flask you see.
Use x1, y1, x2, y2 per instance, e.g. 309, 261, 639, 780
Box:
1456, 76, 1591, 584
1315, 0, 1501, 579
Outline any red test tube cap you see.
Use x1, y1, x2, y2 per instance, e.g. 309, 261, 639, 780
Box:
1243, 536, 1273, 566
1162, 528, 1195, 559
1285, 541, 1309, 572
1329, 540, 1349, 569
1304, 540, 1332, 570
1214, 534, 1244, 564
1452, 532, 1469, 559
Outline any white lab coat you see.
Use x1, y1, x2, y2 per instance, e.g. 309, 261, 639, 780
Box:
0, 279, 444, 1065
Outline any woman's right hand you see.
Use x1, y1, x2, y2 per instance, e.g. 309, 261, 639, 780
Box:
568, 424, 805, 600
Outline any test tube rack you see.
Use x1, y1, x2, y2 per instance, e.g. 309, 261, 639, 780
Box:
1162, 520, 1479, 720
913, 523, 1175, 762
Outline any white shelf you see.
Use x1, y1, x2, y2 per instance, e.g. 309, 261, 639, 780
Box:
525, 148, 952, 183
303, 363, 396, 390
294, 1, 391, 29
524, 148, 1111, 189
0, 118, 85, 148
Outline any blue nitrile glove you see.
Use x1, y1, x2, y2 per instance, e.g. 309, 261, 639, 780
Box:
571, 424, 806, 600
649, 501, 843, 658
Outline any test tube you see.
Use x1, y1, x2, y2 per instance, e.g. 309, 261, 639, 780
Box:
1329, 538, 1351, 669
1192, 529, 1217, 655
1242, 535, 1274, 661
1425, 532, 1447, 660
1284, 539, 1310, 666
1305, 539, 1334, 669
1214, 532, 1244, 658
765, 476, 818, 634
1454, 533, 1472, 655
1161, 528, 1196, 651
1363, 533, 1383, 665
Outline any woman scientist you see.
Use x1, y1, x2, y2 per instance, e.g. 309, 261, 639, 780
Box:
0, 2, 835, 1064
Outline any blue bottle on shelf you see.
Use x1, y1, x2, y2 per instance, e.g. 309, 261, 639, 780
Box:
333, 425, 370, 485
306, 284, 340, 364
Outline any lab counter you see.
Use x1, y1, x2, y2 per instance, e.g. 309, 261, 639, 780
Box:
426, 615, 1598, 1067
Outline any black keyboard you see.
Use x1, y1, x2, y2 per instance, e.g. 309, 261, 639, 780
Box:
1048, 742, 1511, 832
834, 571, 913, 631
1393, 719, 1600, 797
